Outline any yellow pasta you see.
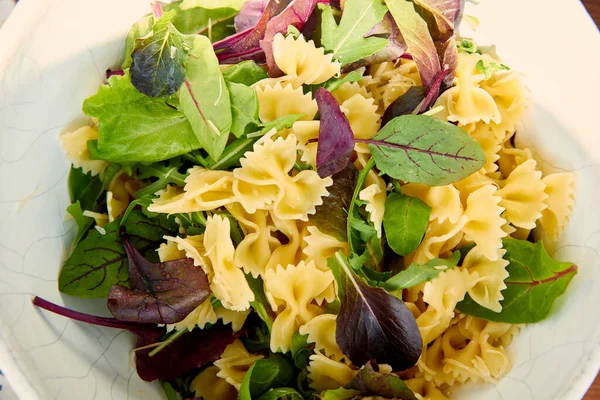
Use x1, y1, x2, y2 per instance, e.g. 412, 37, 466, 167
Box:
191, 366, 237, 400
299, 313, 346, 362
59, 125, 107, 177
214, 340, 264, 390
307, 351, 356, 392
255, 81, 318, 122
538, 172, 576, 242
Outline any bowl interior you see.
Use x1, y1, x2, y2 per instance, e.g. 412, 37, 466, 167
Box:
0, 0, 599, 399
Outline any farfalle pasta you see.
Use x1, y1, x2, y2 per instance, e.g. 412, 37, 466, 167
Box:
52, 6, 580, 400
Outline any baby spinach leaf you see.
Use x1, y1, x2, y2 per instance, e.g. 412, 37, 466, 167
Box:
67, 166, 106, 246
381, 86, 426, 126
382, 251, 460, 292
83, 73, 201, 164
239, 355, 296, 400
247, 274, 274, 331
457, 240, 578, 323
329, 252, 423, 371
131, 11, 187, 98
66, 202, 94, 248
321, 0, 389, 65
319, 388, 362, 400
290, 332, 312, 369
476, 59, 510, 80
310, 163, 358, 242
179, 34, 233, 161
348, 360, 417, 400
223, 60, 269, 86
165, 1, 238, 39
315, 88, 355, 177
227, 80, 260, 137
68, 166, 99, 204
59, 211, 178, 298
257, 388, 304, 400
387, 0, 440, 92
360, 115, 485, 186
107, 236, 210, 324
384, 192, 431, 256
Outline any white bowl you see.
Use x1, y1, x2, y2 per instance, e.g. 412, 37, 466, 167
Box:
0, 0, 599, 399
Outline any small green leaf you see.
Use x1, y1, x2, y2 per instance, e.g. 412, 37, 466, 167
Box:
457, 38, 478, 54
320, 0, 389, 65
66, 202, 94, 248
222, 60, 269, 86
382, 251, 460, 292
130, 11, 187, 98
290, 332, 312, 369
319, 388, 361, 400
475, 59, 510, 80
457, 240, 578, 323
209, 136, 257, 170
348, 360, 417, 400
179, 34, 233, 161
122, 14, 154, 69
384, 193, 431, 256
68, 166, 97, 204
365, 115, 486, 186
324, 71, 363, 92
59, 211, 178, 298
226, 81, 260, 137
239, 355, 296, 400
67, 166, 106, 246
247, 275, 274, 332
253, 114, 306, 137
257, 387, 304, 400
165, 1, 239, 39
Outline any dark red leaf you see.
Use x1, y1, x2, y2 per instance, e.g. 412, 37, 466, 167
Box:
381, 86, 426, 126
348, 360, 417, 400
135, 322, 242, 381
419, 63, 450, 113
315, 88, 356, 178
235, 0, 269, 32
107, 236, 210, 324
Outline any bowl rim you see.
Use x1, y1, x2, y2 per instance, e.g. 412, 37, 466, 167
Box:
0, 0, 599, 399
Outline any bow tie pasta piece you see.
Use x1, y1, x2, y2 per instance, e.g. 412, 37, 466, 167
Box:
461, 185, 507, 261
469, 124, 502, 174
537, 173, 576, 242
496, 159, 548, 229
286, 120, 320, 168
302, 226, 349, 270
361, 60, 421, 112
233, 135, 333, 221
204, 215, 255, 311
265, 213, 304, 272
453, 171, 497, 206
497, 141, 534, 178
59, 125, 108, 177
255, 82, 318, 123
157, 241, 186, 263
164, 235, 211, 270
340, 94, 381, 140
404, 378, 451, 400
356, 152, 388, 238
191, 366, 238, 400
417, 268, 480, 345
168, 297, 218, 332
402, 183, 463, 224
272, 33, 341, 88
106, 171, 137, 222
214, 340, 264, 390
307, 350, 356, 392
461, 247, 509, 313
227, 203, 279, 278
409, 217, 465, 265
264, 260, 335, 352
214, 304, 251, 332
149, 169, 236, 214
332, 81, 372, 105
299, 313, 346, 362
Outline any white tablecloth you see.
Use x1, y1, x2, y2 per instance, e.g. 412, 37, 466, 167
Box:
0, 1, 19, 398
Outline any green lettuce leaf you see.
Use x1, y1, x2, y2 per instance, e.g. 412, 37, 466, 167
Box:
227, 81, 260, 137
321, 0, 389, 65
382, 252, 460, 292
457, 240, 578, 323
83, 72, 200, 164
239, 355, 295, 400
383, 192, 431, 256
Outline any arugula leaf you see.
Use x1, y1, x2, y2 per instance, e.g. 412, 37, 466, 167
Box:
107, 236, 210, 324
476, 59, 510, 80
306, 70, 363, 96
223, 60, 269, 86
361, 115, 485, 186
290, 332, 312, 369
58, 211, 178, 298
387, 0, 440, 92
310, 163, 358, 242
68, 166, 98, 204
315, 88, 355, 177
239, 355, 296, 400
319, 388, 362, 400
457, 240, 578, 323
382, 251, 460, 292
329, 252, 423, 371
257, 388, 304, 400
135, 161, 189, 199
83, 73, 201, 164
247, 274, 274, 331
227, 80, 260, 137
381, 86, 426, 126
179, 34, 233, 161
67, 166, 105, 246
130, 11, 187, 98
209, 136, 257, 170
348, 360, 417, 400
321, 0, 389, 65
384, 193, 431, 256
254, 114, 306, 136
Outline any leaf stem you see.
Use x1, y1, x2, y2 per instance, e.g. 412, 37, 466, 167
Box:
151, 1, 163, 19
148, 328, 188, 357
347, 157, 376, 254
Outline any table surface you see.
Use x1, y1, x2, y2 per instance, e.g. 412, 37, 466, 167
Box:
0, 0, 598, 399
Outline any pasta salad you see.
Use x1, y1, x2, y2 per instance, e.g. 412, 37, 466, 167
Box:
35, 0, 578, 399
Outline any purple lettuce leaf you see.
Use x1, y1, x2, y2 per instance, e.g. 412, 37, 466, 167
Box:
315, 88, 356, 178
440, 36, 458, 87
136, 322, 242, 381
413, 0, 461, 37
235, 0, 269, 32
107, 236, 210, 325
348, 360, 417, 400
419, 63, 450, 112
260, 0, 319, 75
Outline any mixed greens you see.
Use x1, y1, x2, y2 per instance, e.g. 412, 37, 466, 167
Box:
34, 0, 578, 399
